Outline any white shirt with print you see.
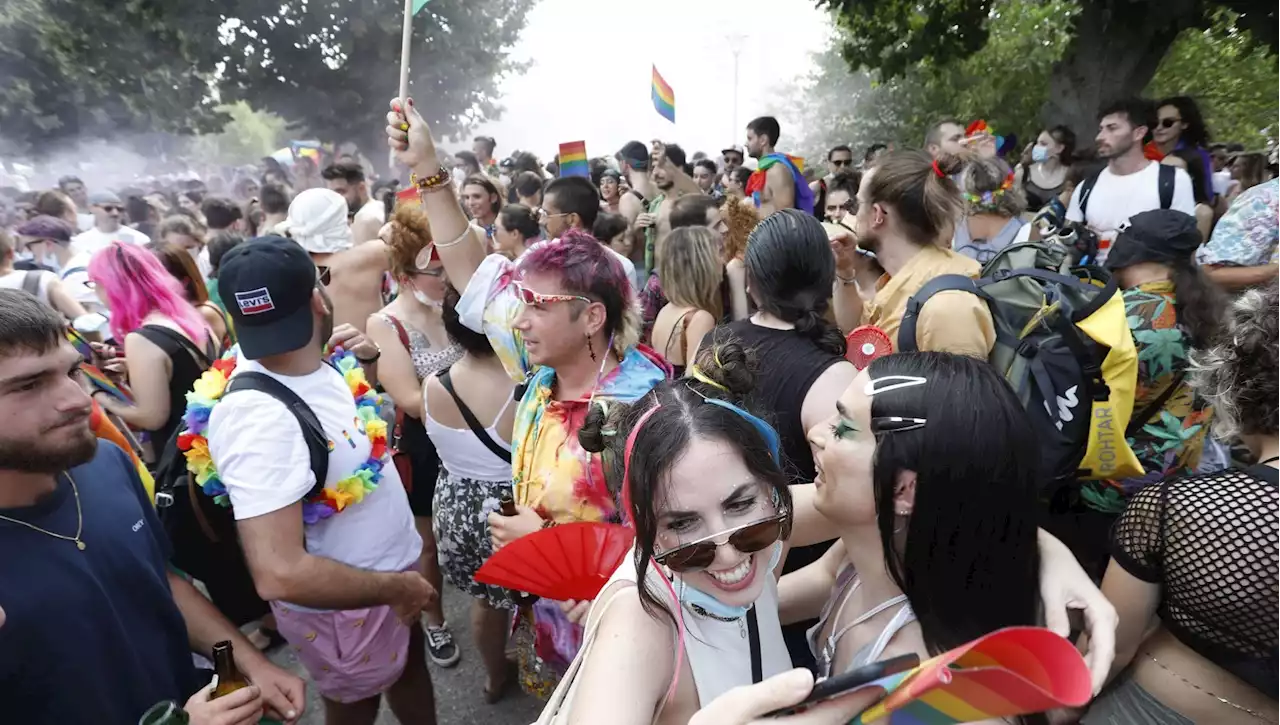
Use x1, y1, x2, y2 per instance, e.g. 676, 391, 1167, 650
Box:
207, 354, 422, 609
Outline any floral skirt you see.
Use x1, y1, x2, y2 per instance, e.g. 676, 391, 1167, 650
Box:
431, 468, 514, 611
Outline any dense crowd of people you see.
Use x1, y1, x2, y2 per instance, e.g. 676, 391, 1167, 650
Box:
0, 88, 1275, 725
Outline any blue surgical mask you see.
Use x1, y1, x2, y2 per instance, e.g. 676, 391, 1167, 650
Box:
1032, 145, 1050, 163
672, 541, 783, 620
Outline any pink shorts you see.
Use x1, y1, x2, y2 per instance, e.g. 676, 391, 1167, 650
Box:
271, 601, 410, 703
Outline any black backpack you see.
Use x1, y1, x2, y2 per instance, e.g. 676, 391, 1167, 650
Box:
1077, 163, 1175, 218
153, 372, 330, 584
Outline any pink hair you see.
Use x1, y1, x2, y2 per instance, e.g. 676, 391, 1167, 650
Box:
87, 242, 210, 344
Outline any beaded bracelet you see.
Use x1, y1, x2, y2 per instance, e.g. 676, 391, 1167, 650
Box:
410, 166, 451, 192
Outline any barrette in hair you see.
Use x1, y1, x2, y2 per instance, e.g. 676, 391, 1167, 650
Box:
865, 375, 928, 396
871, 416, 928, 433
931, 159, 946, 179
688, 365, 729, 393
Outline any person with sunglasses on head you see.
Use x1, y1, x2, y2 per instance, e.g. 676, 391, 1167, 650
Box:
386, 96, 669, 699
70, 190, 151, 257
365, 204, 464, 669
810, 145, 855, 223
275, 187, 393, 334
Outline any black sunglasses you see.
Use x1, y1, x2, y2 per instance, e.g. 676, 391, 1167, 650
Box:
831, 159, 853, 167
99, 205, 123, 213
654, 512, 791, 573
1158, 118, 1182, 129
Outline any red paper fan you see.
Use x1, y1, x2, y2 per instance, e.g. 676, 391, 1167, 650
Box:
846, 325, 892, 370
475, 522, 635, 601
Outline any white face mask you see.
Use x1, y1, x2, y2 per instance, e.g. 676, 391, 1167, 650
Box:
412, 288, 442, 309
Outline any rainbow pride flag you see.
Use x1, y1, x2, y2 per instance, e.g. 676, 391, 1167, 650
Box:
651, 66, 675, 123
559, 141, 589, 178
850, 627, 1091, 724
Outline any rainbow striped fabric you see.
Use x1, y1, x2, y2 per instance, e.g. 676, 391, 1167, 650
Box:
851, 627, 1092, 724
651, 66, 675, 123
559, 140, 589, 178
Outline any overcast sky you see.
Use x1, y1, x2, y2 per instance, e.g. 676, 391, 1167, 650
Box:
469, 0, 832, 164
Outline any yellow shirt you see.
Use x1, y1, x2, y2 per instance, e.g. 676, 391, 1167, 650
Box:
864, 245, 996, 359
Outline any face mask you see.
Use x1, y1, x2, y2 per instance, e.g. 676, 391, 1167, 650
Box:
672, 540, 782, 620
412, 288, 442, 309
1032, 145, 1050, 163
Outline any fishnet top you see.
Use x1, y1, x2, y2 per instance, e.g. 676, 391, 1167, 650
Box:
1111, 465, 1279, 696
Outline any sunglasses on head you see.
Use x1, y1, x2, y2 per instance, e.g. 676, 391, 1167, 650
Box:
1158, 118, 1182, 129
512, 281, 590, 306
654, 512, 791, 573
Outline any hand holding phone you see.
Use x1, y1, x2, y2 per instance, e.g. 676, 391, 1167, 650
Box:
764, 653, 919, 718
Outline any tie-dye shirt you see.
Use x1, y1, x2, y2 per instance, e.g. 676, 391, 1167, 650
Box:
457, 253, 669, 689
1197, 179, 1279, 268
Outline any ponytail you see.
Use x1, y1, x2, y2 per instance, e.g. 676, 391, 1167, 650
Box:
866, 150, 965, 247
744, 209, 845, 356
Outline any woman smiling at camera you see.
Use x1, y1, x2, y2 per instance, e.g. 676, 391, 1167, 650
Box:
546, 346, 1117, 725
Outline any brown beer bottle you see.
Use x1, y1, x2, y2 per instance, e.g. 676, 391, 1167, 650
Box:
497, 490, 536, 605
210, 641, 251, 698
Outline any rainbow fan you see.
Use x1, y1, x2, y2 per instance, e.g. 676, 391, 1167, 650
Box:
851, 627, 1092, 724
846, 325, 892, 370
475, 522, 635, 601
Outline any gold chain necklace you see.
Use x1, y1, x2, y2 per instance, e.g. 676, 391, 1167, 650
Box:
0, 472, 85, 551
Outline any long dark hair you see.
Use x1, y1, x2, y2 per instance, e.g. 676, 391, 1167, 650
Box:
1046, 125, 1076, 165
744, 209, 845, 356
1171, 261, 1226, 350
865, 352, 1041, 657
579, 338, 791, 625
1158, 96, 1210, 148
1169, 149, 1209, 204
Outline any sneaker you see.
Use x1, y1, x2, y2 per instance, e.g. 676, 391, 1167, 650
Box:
425, 623, 461, 667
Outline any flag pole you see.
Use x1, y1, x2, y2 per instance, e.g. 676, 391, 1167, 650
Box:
391, 0, 413, 174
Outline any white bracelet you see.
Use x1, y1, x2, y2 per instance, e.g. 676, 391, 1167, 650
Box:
435, 226, 475, 249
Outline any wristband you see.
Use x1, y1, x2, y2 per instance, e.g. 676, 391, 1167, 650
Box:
355, 342, 382, 364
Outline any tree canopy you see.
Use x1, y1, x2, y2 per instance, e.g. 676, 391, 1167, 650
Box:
779, 1, 1277, 162
0, 0, 533, 163
817, 0, 1277, 141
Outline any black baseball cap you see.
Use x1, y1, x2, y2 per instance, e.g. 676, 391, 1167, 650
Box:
217, 235, 319, 360
1106, 210, 1201, 271
619, 141, 649, 170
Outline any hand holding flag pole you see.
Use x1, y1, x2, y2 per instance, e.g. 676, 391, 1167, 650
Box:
392, 0, 430, 172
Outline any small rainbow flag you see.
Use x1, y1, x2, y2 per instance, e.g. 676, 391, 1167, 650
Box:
395, 185, 422, 209
651, 66, 675, 123
559, 141, 589, 178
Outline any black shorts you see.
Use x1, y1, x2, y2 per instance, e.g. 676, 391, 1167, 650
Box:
398, 414, 442, 517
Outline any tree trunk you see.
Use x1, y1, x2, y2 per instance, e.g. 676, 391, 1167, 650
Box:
1042, 0, 1201, 145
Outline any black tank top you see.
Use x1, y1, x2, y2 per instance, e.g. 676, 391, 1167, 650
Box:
134, 325, 216, 448
711, 320, 846, 670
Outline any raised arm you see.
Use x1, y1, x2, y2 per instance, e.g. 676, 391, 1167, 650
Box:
386, 97, 486, 292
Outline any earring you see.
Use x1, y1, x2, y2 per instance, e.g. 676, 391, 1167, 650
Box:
587, 335, 596, 362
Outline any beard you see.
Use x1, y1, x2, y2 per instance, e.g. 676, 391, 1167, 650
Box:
0, 423, 97, 474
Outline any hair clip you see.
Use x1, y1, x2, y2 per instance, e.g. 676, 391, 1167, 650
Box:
871, 416, 928, 433
931, 159, 946, 179
865, 375, 927, 397
688, 365, 729, 393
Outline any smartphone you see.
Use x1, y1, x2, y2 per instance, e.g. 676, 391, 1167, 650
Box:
764, 653, 920, 718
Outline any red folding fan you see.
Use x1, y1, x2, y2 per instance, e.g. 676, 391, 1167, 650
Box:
475, 522, 635, 601
846, 325, 892, 370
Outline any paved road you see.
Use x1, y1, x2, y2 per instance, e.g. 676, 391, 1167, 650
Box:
267, 585, 544, 725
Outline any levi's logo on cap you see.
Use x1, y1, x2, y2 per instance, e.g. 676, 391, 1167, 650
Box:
235, 287, 276, 315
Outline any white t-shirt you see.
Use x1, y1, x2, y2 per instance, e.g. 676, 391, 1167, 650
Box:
207, 354, 422, 605
1212, 169, 1233, 199
0, 269, 56, 304
76, 212, 94, 232
70, 225, 151, 256
1066, 161, 1195, 262
59, 253, 97, 309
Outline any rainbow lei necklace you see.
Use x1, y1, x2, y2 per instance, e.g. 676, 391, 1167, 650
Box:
178, 346, 389, 525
